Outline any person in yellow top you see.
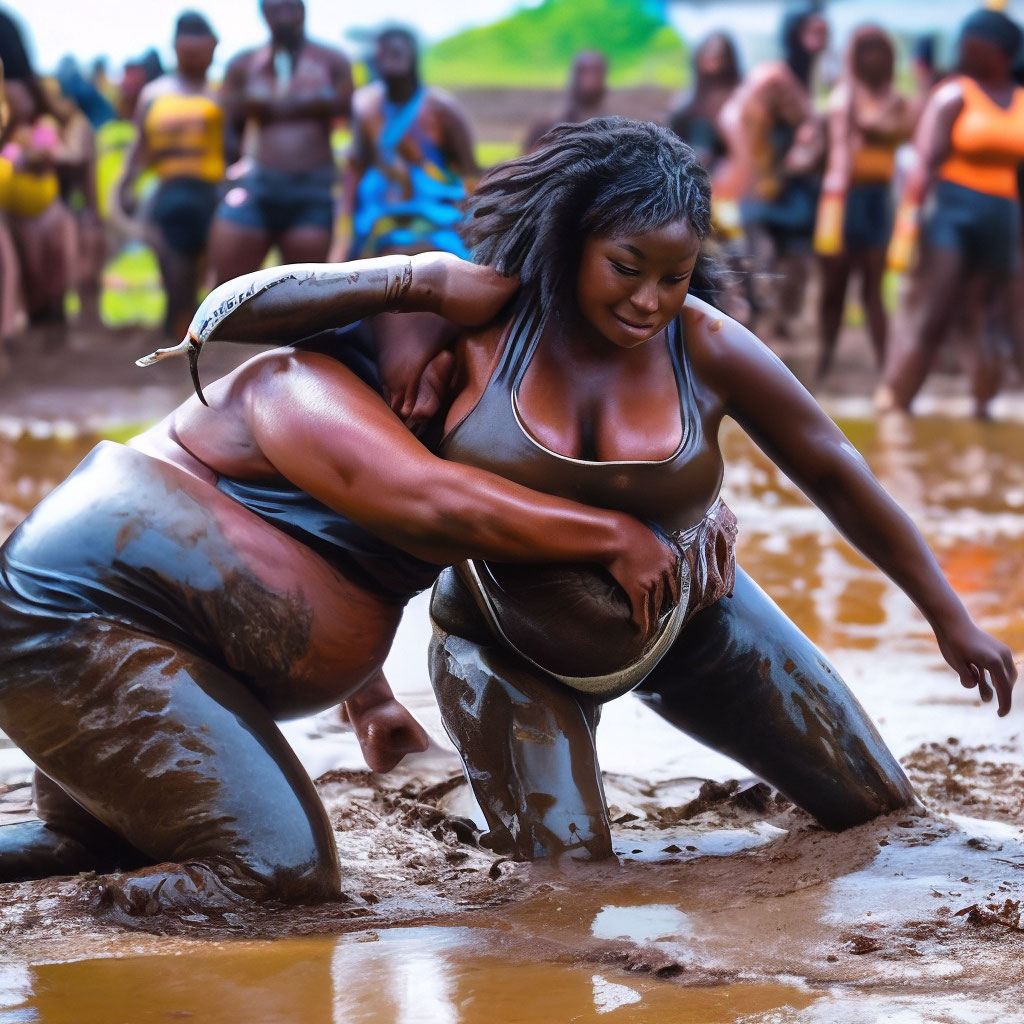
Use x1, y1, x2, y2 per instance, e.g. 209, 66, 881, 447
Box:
815, 26, 911, 383
878, 8, 1024, 418
116, 12, 224, 340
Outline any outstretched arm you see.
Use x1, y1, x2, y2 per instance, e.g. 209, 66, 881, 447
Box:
689, 299, 1017, 714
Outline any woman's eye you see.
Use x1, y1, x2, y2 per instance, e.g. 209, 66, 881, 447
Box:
610, 261, 639, 276
664, 273, 691, 286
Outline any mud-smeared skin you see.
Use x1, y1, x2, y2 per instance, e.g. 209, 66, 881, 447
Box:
431, 567, 918, 860
0, 443, 408, 908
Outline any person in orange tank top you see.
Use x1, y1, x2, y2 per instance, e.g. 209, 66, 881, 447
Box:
877, 8, 1024, 418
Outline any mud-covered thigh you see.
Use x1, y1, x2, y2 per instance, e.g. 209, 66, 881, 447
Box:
0, 616, 340, 901
634, 567, 917, 828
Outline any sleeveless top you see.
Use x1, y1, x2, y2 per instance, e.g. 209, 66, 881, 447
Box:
940, 76, 1024, 200
214, 323, 442, 605
143, 89, 225, 183
436, 300, 737, 698
440, 301, 724, 534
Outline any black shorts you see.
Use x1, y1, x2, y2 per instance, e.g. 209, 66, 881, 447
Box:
926, 179, 1021, 278
215, 165, 335, 236
150, 177, 221, 256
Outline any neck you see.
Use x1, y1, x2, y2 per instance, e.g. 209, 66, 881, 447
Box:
273, 34, 304, 56
178, 69, 207, 89
548, 307, 652, 367
386, 75, 419, 104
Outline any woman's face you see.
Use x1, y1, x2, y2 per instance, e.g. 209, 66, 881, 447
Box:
575, 218, 701, 350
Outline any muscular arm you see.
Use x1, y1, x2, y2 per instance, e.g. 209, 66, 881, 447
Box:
688, 299, 1017, 710
243, 351, 677, 630
114, 89, 154, 215
437, 95, 480, 181
219, 53, 251, 165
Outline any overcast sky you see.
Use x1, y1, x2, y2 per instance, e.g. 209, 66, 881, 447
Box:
11, 0, 1024, 77
10, 0, 538, 73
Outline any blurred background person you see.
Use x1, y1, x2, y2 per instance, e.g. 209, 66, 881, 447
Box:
523, 49, 607, 152
207, 0, 352, 283
716, 2, 830, 340
115, 12, 224, 341
814, 25, 911, 383
669, 31, 740, 175
49, 68, 104, 328
0, 8, 72, 331
878, 8, 1024, 419
348, 26, 478, 260
669, 32, 749, 323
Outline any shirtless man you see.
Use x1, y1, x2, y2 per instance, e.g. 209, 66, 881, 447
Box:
207, 0, 352, 282
348, 27, 478, 260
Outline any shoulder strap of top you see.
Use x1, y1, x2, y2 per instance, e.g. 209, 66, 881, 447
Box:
668, 312, 701, 449
492, 293, 545, 388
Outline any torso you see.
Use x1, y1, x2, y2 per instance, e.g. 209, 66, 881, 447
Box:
940, 76, 1024, 199
441, 298, 725, 533
234, 42, 345, 171
142, 76, 224, 183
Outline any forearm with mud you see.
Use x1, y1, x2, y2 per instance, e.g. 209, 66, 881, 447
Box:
795, 441, 968, 632
187, 254, 479, 347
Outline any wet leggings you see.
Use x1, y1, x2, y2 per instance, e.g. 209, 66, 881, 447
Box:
429, 566, 919, 861
0, 618, 340, 908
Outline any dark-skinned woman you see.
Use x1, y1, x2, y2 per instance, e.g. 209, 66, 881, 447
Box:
0, 253, 679, 912
169, 119, 1017, 865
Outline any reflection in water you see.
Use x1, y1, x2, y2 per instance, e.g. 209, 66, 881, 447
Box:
0, 930, 820, 1024
721, 413, 1024, 657
591, 903, 691, 943
2, 410, 1024, 1019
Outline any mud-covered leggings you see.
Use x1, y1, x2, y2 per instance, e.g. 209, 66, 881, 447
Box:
0, 616, 340, 908
429, 566, 919, 861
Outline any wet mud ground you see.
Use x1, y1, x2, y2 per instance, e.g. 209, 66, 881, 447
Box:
1, 323, 1024, 1022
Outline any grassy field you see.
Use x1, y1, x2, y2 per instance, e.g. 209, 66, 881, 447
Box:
424, 0, 688, 89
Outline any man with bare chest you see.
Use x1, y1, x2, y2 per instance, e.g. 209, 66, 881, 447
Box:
208, 0, 352, 281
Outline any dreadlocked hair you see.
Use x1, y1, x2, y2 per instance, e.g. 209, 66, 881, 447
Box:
460, 116, 721, 313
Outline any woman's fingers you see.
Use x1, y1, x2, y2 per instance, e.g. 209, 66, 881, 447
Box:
991, 659, 1015, 717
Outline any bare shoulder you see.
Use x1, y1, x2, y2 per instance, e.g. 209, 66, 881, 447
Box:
225, 47, 260, 75
306, 40, 351, 68
929, 77, 966, 116
681, 295, 786, 395
455, 317, 508, 365
425, 87, 463, 115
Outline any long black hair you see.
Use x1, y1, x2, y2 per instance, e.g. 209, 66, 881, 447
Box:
460, 116, 720, 313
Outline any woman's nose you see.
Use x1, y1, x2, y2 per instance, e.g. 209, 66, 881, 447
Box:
630, 281, 659, 315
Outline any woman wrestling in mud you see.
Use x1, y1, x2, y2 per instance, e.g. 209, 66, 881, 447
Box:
0, 119, 1015, 910
0, 251, 678, 912
166, 118, 1015, 865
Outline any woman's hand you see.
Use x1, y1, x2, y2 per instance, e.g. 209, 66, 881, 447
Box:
603, 517, 681, 636
342, 670, 431, 773
933, 614, 1018, 717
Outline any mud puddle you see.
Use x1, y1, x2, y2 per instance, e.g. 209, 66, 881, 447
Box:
2, 405, 1024, 1019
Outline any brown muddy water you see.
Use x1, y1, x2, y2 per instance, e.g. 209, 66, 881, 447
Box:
1, 404, 1023, 1023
